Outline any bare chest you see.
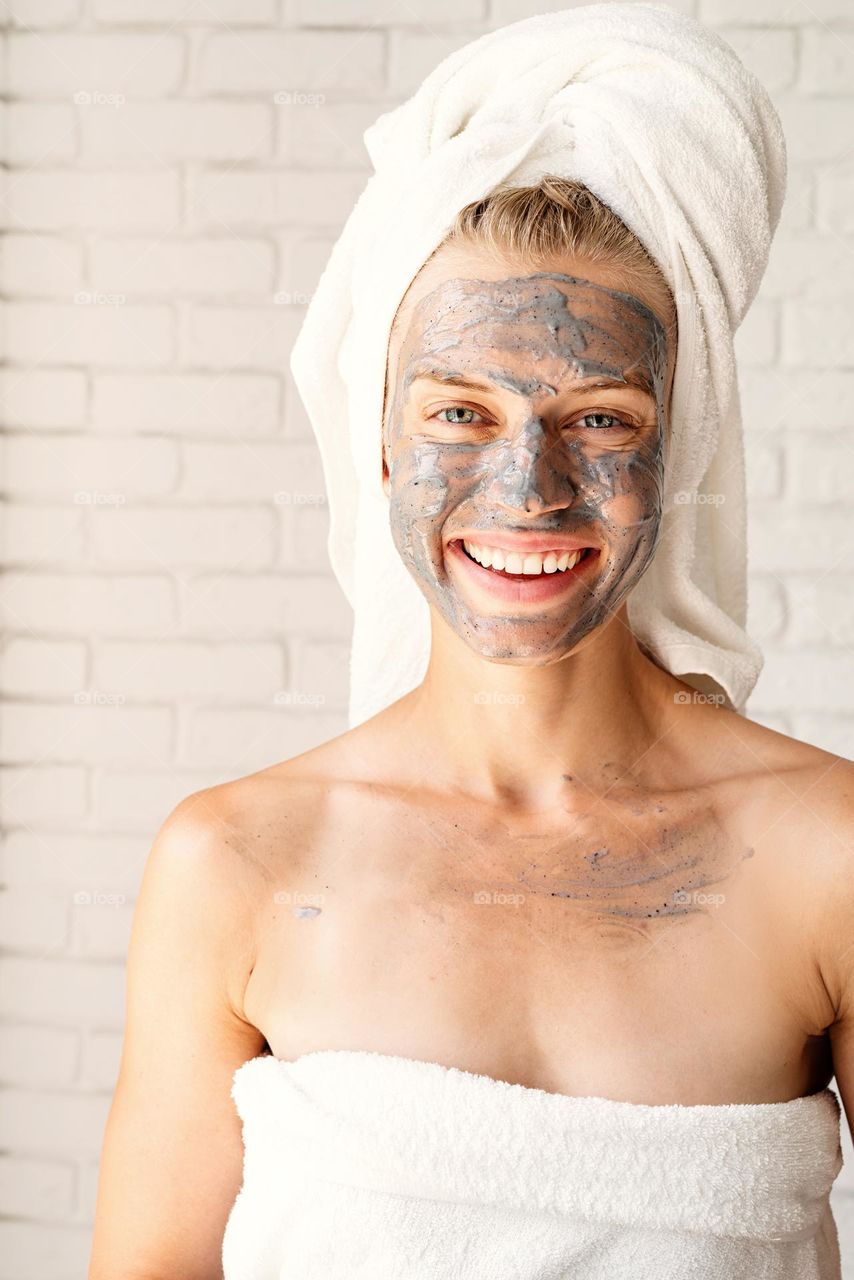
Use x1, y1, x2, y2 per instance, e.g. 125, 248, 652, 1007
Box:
242, 785, 834, 1104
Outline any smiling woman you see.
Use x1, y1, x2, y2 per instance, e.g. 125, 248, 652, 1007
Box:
86, 6, 854, 1280
247, 5, 854, 1274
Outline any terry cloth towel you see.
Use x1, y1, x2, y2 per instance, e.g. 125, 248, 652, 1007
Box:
221, 1051, 844, 1279
288, 2, 787, 729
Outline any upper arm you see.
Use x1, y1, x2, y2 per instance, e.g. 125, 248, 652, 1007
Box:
88, 791, 266, 1280
806, 761, 854, 1142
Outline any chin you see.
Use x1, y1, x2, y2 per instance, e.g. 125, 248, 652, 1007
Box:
457, 629, 597, 666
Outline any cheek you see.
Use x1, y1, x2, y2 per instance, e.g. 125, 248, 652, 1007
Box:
573, 442, 665, 574
387, 443, 460, 571
575, 444, 663, 505
599, 492, 647, 526
394, 449, 451, 519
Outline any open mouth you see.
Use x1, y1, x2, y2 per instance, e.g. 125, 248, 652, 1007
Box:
453, 538, 598, 580
446, 537, 600, 607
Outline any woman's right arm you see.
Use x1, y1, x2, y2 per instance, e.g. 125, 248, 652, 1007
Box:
87, 792, 267, 1280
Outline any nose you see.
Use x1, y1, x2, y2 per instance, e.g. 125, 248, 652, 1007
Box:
485, 415, 577, 514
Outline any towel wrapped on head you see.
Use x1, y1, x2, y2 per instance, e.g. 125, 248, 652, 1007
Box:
289, 1, 787, 727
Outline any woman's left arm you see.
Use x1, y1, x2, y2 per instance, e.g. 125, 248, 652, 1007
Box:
813, 759, 854, 1142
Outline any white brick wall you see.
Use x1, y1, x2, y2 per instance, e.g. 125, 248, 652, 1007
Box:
0, 2, 852, 1275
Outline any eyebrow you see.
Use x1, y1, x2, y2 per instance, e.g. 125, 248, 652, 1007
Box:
408, 368, 657, 400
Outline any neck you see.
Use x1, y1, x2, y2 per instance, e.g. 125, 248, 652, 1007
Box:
401, 604, 680, 811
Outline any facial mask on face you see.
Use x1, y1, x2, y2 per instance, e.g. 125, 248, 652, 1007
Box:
384, 272, 669, 662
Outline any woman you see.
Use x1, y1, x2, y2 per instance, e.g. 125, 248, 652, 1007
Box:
88, 6, 853, 1279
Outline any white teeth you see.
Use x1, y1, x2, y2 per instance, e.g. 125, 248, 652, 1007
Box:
462, 540, 585, 575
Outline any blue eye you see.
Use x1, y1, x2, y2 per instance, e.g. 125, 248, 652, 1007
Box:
577, 412, 630, 431
434, 406, 484, 425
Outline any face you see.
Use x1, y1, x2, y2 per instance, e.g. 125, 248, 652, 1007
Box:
382, 245, 675, 664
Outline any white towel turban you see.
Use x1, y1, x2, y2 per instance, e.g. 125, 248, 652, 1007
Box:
289, 1, 787, 728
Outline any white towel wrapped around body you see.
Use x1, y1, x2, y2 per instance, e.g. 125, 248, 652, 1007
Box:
288, 2, 787, 727
221, 1051, 844, 1279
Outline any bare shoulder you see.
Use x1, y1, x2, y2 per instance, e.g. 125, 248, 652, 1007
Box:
707, 710, 854, 866
715, 712, 854, 1013
713, 710, 853, 819
672, 697, 837, 792
162, 719, 386, 890
142, 751, 341, 1033
164, 759, 329, 886
674, 702, 851, 894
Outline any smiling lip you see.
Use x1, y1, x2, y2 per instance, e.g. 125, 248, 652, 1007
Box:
448, 530, 597, 555
447, 537, 599, 607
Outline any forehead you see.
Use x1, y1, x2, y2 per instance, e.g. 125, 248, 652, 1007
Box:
404, 274, 663, 387
387, 243, 676, 404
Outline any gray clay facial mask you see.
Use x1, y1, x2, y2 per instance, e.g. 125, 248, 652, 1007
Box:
384, 272, 670, 661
